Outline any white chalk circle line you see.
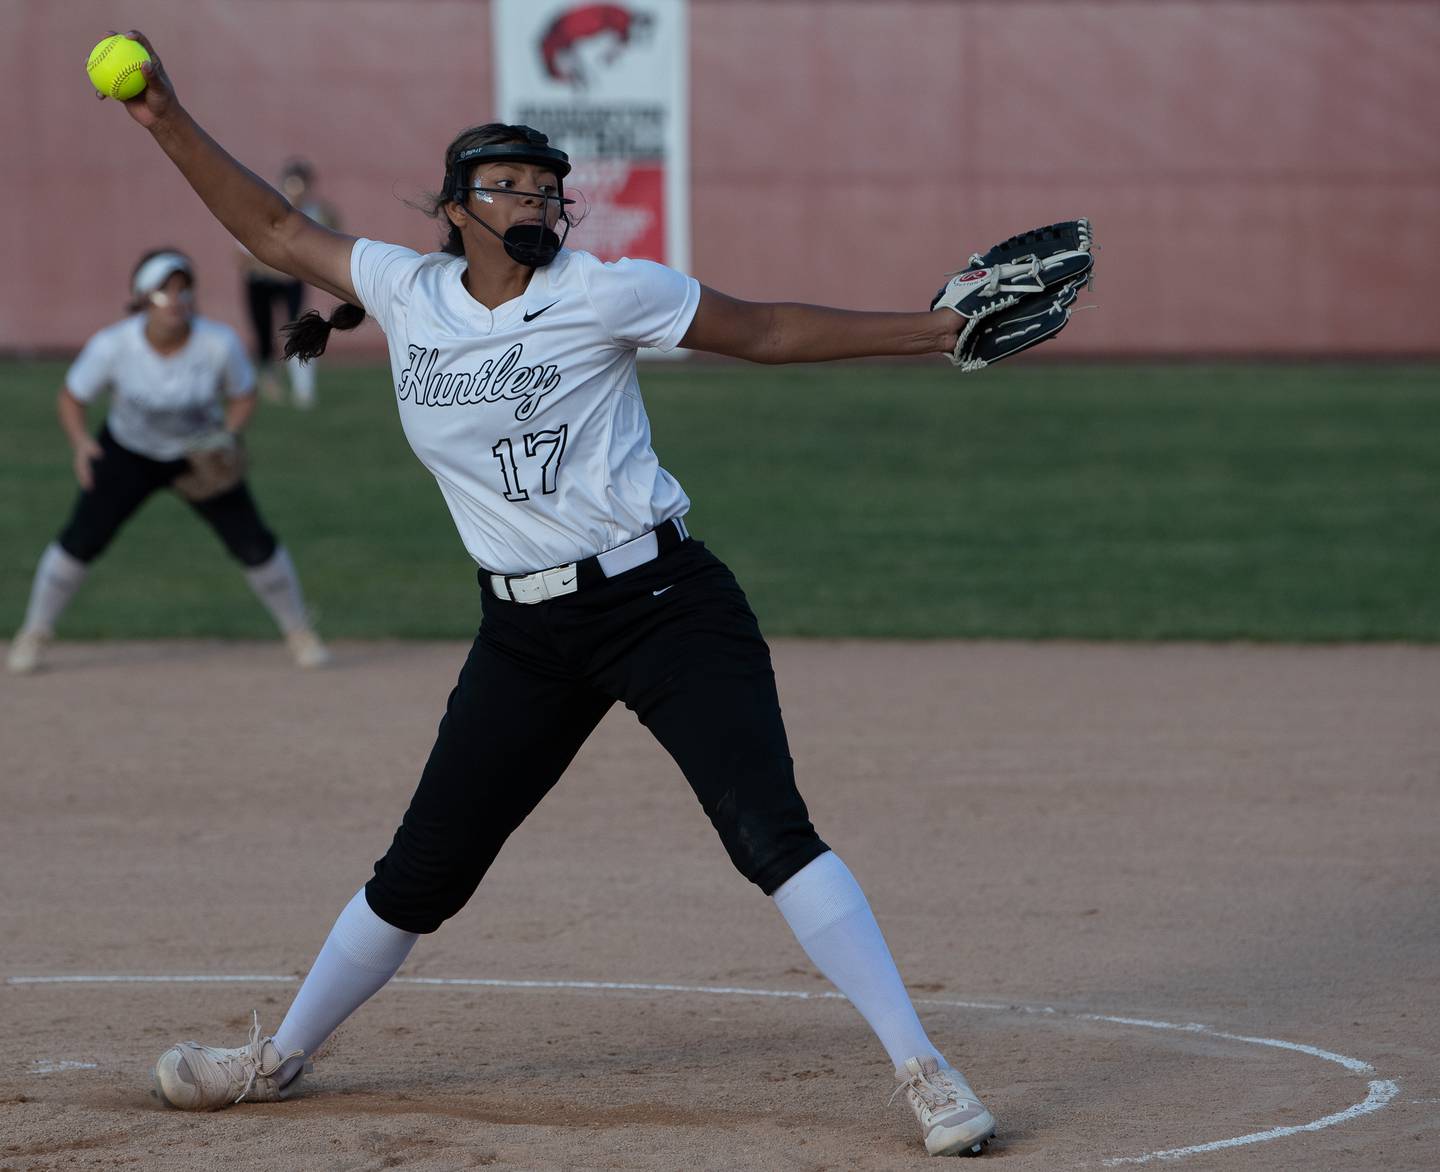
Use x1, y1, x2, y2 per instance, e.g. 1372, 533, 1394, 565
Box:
6, 973, 1398, 1165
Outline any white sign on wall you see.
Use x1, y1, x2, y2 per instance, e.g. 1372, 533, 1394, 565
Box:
493, 0, 689, 276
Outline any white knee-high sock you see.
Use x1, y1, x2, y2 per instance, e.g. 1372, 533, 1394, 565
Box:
20, 543, 89, 633
271, 888, 419, 1084
772, 851, 942, 1073
243, 546, 311, 635
285, 355, 317, 408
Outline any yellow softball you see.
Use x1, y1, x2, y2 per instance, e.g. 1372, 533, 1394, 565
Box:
86, 35, 151, 101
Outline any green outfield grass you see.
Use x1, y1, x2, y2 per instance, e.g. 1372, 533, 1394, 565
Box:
2, 359, 1436, 640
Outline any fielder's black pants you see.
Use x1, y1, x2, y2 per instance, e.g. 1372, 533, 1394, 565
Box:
244, 275, 305, 364
365, 538, 830, 934
57, 426, 278, 568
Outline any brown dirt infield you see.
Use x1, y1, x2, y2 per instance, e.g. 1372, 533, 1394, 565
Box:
2, 639, 1437, 1171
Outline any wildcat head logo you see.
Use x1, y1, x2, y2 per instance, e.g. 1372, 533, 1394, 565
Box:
539, 4, 654, 89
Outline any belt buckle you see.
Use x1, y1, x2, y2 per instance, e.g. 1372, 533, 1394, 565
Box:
506, 563, 578, 604
506, 574, 543, 604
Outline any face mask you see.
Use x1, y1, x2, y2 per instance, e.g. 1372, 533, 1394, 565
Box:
499, 220, 565, 267
444, 136, 575, 267
457, 185, 572, 267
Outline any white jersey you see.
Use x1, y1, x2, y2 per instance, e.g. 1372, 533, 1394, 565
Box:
350, 239, 701, 574
65, 315, 255, 461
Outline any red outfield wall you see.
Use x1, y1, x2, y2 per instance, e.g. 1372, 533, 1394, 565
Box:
6, 0, 1439, 357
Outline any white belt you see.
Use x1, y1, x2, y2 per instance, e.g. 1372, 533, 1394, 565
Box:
489, 517, 689, 604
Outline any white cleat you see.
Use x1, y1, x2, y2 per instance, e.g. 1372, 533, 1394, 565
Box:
6, 628, 49, 674
153, 1011, 310, 1111
893, 1056, 997, 1157
286, 627, 331, 669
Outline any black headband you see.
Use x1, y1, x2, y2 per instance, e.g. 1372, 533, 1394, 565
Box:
448, 142, 572, 200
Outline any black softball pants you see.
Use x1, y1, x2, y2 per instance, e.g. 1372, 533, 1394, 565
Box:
57, 426, 278, 567
365, 538, 830, 934
244, 275, 304, 364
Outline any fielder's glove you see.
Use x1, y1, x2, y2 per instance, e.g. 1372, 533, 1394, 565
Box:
171, 430, 247, 502
932, 219, 1095, 372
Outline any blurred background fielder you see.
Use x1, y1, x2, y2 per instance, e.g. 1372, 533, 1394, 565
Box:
7, 249, 328, 674
237, 157, 341, 409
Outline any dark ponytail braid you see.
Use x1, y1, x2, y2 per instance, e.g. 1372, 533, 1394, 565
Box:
282, 302, 366, 362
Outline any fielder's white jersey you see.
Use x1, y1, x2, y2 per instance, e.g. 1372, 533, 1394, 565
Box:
65, 315, 255, 461
350, 239, 701, 574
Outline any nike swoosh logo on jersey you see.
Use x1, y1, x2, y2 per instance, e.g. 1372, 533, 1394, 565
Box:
652, 585, 675, 596
523, 301, 560, 322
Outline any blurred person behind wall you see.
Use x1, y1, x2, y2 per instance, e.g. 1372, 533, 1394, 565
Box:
237, 158, 341, 408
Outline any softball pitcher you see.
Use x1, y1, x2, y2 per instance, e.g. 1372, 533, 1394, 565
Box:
6, 249, 328, 674
116, 32, 994, 1158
